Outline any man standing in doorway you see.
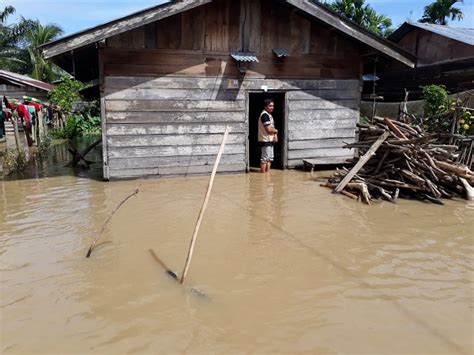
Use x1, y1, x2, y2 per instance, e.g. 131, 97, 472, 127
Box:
258, 98, 278, 173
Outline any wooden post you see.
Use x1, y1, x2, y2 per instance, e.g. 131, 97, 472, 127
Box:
38, 110, 44, 139
180, 126, 230, 284
333, 131, 390, 193
12, 114, 21, 152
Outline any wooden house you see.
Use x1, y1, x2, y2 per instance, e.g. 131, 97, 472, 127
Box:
366, 22, 474, 102
41, 0, 415, 180
0, 70, 54, 102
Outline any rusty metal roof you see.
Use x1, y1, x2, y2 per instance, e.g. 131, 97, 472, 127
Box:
390, 22, 474, 46
0, 70, 55, 92
230, 52, 259, 62
273, 48, 290, 58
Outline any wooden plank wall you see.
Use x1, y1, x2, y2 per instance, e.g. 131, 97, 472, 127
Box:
395, 29, 474, 66
0, 83, 50, 101
104, 74, 246, 178
104, 74, 359, 178
106, 0, 360, 73
287, 80, 359, 167
102, 0, 362, 178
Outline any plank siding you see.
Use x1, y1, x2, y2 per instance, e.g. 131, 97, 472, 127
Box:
103, 74, 359, 178
101, 0, 362, 179
0, 83, 50, 101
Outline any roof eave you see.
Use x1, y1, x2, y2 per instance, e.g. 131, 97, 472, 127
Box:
286, 0, 416, 68
0, 73, 54, 92
41, 0, 416, 69
41, 0, 212, 59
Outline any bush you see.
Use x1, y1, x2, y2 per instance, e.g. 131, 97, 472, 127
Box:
422, 84, 451, 117
75, 113, 102, 135
50, 116, 78, 139
50, 113, 101, 139
422, 85, 474, 135
48, 76, 84, 113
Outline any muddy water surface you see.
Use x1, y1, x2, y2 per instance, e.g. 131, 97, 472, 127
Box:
1, 150, 473, 353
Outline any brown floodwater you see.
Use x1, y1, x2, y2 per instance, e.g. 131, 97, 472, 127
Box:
1, 141, 473, 354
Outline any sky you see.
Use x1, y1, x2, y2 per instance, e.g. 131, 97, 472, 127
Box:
3, 0, 474, 37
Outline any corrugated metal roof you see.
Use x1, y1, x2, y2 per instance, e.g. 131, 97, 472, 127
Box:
273, 48, 290, 58
230, 52, 259, 63
0, 70, 55, 92
395, 22, 474, 46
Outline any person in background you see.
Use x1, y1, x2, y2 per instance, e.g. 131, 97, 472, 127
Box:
258, 98, 278, 173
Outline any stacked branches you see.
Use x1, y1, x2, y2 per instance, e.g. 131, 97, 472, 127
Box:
322, 117, 474, 205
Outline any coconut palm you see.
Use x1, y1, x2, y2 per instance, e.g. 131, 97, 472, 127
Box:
25, 22, 64, 81
0, 5, 15, 23
419, 0, 464, 25
0, 6, 36, 72
324, 0, 394, 37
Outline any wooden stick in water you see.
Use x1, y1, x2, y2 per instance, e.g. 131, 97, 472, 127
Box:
180, 126, 230, 284
86, 187, 139, 258
148, 249, 178, 280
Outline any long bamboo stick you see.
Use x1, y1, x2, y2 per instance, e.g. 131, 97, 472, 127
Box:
180, 126, 230, 284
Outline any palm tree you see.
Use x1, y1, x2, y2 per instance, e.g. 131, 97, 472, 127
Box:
0, 5, 15, 23
324, 0, 394, 37
419, 0, 464, 25
0, 6, 36, 72
25, 22, 64, 82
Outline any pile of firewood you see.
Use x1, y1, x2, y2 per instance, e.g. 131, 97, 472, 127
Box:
321, 117, 474, 205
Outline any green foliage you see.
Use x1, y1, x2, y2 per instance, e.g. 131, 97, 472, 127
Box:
0, 6, 63, 80
422, 84, 451, 117
51, 114, 101, 139
75, 113, 102, 136
419, 0, 463, 25
323, 0, 394, 37
48, 77, 85, 113
51, 116, 78, 139
26, 22, 64, 82
422, 85, 473, 135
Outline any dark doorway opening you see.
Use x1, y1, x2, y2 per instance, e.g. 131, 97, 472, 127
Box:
248, 92, 286, 169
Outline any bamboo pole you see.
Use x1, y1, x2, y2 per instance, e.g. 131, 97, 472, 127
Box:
180, 126, 230, 284
86, 187, 139, 258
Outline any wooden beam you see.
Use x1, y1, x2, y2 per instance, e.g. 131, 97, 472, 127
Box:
333, 131, 390, 193
285, 0, 415, 68
42, 0, 212, 59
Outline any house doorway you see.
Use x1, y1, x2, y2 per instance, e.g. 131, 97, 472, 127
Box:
248, 92, 286, 170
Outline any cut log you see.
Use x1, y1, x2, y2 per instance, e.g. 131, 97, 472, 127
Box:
346, 182, 371, 205
459, 177, 474, 201
434, 160, 474, 183
384, 118, 408, 140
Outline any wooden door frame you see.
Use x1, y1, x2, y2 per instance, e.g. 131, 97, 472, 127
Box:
245, 90, 288, 171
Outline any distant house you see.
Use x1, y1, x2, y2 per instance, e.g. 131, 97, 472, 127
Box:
0, 70, 54, 102
40, 0, 415, 180
367, 22, 474, 102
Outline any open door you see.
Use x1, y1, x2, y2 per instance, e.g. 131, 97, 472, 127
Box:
248, 92, 286, 170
